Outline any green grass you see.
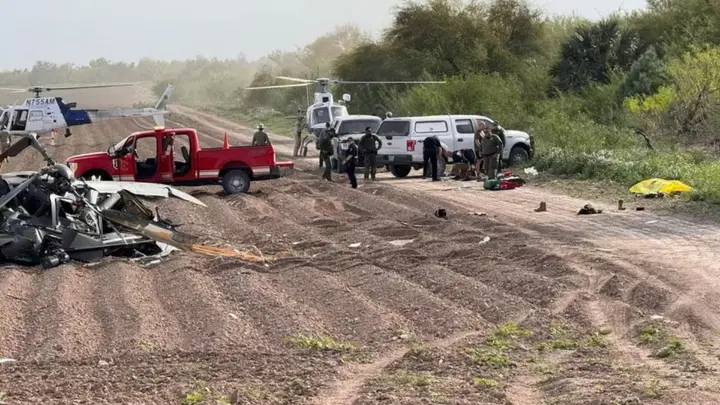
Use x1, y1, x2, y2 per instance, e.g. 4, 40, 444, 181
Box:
282, 332, 359, 352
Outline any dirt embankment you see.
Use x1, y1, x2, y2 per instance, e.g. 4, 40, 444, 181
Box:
0, 108, 718, 404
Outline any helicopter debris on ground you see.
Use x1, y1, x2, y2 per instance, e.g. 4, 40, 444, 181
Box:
0, 162, 262, 270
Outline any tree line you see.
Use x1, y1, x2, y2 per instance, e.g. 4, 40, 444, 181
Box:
4, 0, 720, 200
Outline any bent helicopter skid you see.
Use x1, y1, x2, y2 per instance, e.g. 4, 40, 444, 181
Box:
0, 163, 248, 269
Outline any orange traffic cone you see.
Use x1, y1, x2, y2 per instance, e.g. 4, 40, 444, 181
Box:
222, 132, 229, 149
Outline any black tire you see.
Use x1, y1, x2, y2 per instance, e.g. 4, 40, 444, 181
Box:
508, 146, 530, 166
389, 164, 411, 178
221, 169, 251, 194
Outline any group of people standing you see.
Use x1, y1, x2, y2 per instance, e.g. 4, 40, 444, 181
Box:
314, 122, 383, 189
284, 111, 504, 189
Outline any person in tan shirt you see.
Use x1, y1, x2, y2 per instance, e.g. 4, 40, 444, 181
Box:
480, 127, 504, 179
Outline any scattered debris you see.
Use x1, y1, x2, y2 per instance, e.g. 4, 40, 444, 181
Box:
229, 313, 239, 320
523, 167, 538, 176
645, 220, 658, 224
479, 236, 491, 245
348, 242, 362, 248
472, 212, 487, 216
0, 164, 258, 269
0, 358, 16, 364
534, 202, 547, 212
577, 204, 602, 215
434, 208, 447, 219
618, 199, 625, 210
97, 360, 110, 367
388, 239, 414, 247
636, 207, 645, 211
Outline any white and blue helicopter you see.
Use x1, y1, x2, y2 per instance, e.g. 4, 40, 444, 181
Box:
244, 76, 445, 155
0, 83, 173, 167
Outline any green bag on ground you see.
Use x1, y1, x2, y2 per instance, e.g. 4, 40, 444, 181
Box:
483, 179, 500, 190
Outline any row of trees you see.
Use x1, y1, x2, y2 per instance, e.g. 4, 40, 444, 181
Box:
4, 0, 720, 157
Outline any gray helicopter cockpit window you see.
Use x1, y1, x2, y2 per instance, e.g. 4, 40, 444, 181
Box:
313, 107, 330, 124
0, 111, 7, 129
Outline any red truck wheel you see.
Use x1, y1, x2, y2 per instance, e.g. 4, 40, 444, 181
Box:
221, 169, 251, 194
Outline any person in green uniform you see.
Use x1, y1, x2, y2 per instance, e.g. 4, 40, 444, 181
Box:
358, 127, 382, 180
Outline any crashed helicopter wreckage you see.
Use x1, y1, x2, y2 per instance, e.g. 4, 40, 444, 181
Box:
0, 163, 270, 269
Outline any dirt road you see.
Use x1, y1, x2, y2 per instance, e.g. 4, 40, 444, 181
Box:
0, 103, 718, 404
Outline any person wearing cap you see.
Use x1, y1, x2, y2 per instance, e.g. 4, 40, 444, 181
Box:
343, 136, 359, 189
252, 123, 271, 146
359, 126, 382, 181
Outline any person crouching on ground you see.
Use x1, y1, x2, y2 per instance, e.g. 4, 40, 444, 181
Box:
480, 125, 504, 180
344, 137, 359, 189
359, 126, 382, 181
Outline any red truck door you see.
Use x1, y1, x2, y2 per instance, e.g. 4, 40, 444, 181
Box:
158, 133, 175, 183
116, 137, 136, 181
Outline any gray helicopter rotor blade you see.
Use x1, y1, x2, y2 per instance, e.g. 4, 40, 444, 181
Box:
244, 83, 311, 90
274, 76, 315, 83
40, 83, 136, 91
333, 80, 447, 84
0, 87, 25, 92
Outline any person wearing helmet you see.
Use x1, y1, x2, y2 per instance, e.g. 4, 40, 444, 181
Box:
252, 124, 271, 146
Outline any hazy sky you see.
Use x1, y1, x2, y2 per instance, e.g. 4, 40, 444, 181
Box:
2, 0, 646, 70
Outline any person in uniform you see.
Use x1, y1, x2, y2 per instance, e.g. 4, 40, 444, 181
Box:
422, 135, 441, 181
318, 122, 332, 168
480, 126, 504, 180
252, 124, 271, 146
343, 137, 358, 189
359, 126, 382, 181
292, 109, 304, 157
474, 122, 486, 178
316, 126, 333, 181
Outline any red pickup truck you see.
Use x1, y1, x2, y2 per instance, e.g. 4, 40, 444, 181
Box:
65, 126, 293, 194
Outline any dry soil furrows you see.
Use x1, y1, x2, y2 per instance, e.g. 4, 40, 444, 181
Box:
0, 106, 718, 404
168, 105, 720, 403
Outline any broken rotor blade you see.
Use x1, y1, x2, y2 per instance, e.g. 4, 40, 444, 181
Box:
100, 209, 268, 261
244, 83, 311, 90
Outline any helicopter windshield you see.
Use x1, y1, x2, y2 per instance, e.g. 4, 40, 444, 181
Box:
331, 106, 347, 118
0, 111, 7, 130
312, 107, 330, 124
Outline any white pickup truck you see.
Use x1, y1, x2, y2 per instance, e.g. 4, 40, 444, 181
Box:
329, 115, 384, 173
376, 114, 534, 178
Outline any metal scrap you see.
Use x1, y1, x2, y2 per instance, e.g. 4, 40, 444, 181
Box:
0, 163, 246, 269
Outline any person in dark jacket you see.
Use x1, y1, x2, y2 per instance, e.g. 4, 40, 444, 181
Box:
344, 137, 359, 188
359, 127, 382, 180
316, 127, 334, 181
422, 135, 441, 181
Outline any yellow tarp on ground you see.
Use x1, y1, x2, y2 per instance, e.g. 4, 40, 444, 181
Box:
629, 178, 692, 195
